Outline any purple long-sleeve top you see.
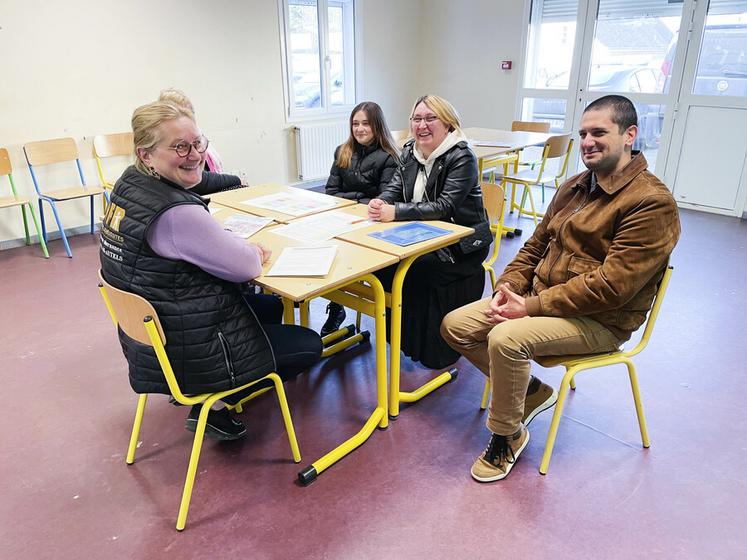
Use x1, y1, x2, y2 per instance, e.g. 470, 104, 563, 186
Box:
146, 205, 263, 282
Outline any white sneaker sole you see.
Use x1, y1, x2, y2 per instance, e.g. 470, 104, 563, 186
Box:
471, 430, 530, 483
524, 388, 558, 427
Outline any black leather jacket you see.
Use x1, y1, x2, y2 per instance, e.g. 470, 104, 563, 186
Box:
325, 142, 397, 203
379, 139, 487, 228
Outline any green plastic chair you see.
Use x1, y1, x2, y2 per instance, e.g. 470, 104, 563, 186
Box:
0, 148, 48, 258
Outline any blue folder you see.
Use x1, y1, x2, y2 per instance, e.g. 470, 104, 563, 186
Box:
368, 222, 450, 246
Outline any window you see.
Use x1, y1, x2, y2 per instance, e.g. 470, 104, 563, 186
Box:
281, 0, 356, 117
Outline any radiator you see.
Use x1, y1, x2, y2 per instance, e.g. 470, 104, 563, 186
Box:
294, 122, 348, 181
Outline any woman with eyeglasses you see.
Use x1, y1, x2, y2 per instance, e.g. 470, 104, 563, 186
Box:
100, 100, 322, 440
320, 101, 400, 336
367, 94, 491, 369
158, 88, 247, 195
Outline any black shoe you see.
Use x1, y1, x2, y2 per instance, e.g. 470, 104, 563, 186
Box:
320, 302, 346, 337
185, 405, 247, 441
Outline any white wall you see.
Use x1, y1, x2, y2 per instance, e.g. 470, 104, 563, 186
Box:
417, 0, 526, 129
0, 0, 525, 247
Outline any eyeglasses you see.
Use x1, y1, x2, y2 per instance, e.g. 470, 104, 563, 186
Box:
410, 115, 440, 125
167, 136, 209, 157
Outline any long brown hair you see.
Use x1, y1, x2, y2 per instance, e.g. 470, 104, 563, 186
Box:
336, 102, 400, 168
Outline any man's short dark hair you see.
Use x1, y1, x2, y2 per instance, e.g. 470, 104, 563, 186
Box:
584, 95, 637, 133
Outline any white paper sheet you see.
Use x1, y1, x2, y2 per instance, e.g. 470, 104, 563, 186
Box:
242, 190, 337, 216
221, 214, 273, 239
265, 245, 337, 277
273, 211, 371, 242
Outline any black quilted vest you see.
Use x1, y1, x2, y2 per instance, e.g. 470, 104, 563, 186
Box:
100, 166, 275, 395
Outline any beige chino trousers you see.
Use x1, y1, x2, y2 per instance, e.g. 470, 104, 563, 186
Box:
441, 297, 620, 435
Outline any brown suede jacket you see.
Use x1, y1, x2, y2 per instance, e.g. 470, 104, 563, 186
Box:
497, 153, 680, 341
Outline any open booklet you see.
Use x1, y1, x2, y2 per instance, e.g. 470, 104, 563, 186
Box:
243, 190, 337, 217
265, 245, 338, 277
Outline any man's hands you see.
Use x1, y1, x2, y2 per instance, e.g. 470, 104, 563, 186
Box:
367, 198, 395, 222
483, 283, 528, 324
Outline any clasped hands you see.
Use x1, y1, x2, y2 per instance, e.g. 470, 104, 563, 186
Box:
484, 283, 528, 324
367, 198, 395, 222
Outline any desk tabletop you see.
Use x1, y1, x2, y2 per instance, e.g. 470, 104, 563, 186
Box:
250, 225, 398, 301
209, 184, 356, 223
334, 203, 475, 259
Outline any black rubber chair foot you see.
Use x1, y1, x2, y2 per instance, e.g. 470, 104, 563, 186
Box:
298, 465, 317, 485
447, 368, 459, 383
388, 414, 399, 421
360, 330, 371, 343
506, 232, 515, 239
514, 228, 523, 236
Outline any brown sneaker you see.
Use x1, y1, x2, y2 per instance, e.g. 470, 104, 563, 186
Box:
523, 376, 558, 426
471, 424, 529, 483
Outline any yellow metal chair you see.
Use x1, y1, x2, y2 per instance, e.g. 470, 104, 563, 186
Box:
479, 265, 673, 475
499, 134, 574, 226
98, 272, 301, 531
511, 120, 551, 174
480, 181, 506, 288
93, 132, 133, 203
0, 148, 48, 258
23, 137, 105, 257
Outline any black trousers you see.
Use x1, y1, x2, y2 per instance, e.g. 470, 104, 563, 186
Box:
222, 293, 322, 404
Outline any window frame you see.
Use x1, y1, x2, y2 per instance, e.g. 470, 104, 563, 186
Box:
279, 0, 358, 121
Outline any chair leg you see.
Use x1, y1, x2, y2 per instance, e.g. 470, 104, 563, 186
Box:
625, 359, 650, 448
38, 199, 47, 244
480, 379, 490, 410
270, 374, 301, 463
90, 195, 95, 234
355, 311, 362, 332
20, 205, 31, 245
176, 397, 216, 531
539, 366, 578, 474
126, 395, 148, 464
525, 187, 539, 226
47, 200, 73, 258
25, 203, 49, 258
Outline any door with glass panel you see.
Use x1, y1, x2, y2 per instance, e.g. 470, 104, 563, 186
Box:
663, 0, 747, 215
519, 0, 688, 177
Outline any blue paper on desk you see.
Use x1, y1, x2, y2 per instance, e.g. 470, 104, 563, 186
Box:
368, 222, 450, 246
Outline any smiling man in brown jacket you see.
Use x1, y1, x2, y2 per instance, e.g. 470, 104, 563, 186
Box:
441, 95, 680, 483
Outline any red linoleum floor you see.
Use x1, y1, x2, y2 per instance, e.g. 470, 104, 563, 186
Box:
1, 208, 746, 559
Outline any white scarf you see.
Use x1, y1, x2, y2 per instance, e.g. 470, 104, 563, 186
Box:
411, 130, 468, 202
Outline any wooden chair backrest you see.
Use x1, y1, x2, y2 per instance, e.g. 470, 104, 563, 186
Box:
545, 133, 573, 159
511, 120, 551, 133
93, 132, 134, 158
391, 129, 410, 143
0, 148, 11, 177
98, 271, 166, 346
481, 181, 505, 224
23, 137, 79, 166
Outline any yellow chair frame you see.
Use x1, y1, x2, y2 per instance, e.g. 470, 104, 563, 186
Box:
501, 134, 574, 226
480, 181, 506, 288
93, 132, 133, 203
98, 272, 301, 531
479, 265, 673, 474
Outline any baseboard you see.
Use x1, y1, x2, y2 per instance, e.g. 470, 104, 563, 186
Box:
0, 223, 100, 251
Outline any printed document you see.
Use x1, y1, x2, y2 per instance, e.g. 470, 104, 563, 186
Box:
273, 211, 371, 242
243, 190, 337, 217
266, 245, 337, 277
222, 214, 273, 239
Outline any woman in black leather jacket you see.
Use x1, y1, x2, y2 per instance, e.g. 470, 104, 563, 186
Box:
368, 94, 490, 369
321, 101, 400, 336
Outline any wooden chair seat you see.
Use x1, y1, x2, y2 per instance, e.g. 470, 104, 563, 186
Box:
0, 195, 30, 208
44, 185, 105, 201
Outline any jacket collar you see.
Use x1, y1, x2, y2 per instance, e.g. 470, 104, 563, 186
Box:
573, 151, 649, 195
